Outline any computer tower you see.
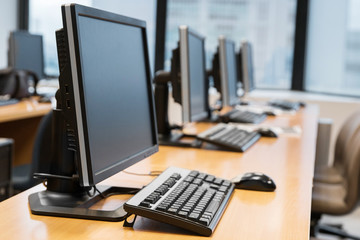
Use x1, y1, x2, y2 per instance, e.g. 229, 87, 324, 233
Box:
0, 138, 13, 201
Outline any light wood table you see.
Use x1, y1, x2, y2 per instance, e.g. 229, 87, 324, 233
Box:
0, 98, 52, 166
0, 105, 318, 239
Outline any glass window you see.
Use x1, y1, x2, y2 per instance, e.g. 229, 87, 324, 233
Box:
29, 0, 157, 77
305, 0, 360, 96
164, 0, 297, 89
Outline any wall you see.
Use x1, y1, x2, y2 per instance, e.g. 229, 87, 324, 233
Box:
0, 1, 18, 68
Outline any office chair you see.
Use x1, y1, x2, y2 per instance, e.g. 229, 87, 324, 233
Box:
314, 111, 360, 184
311, 120, 360, 240
12, 111, 52, 192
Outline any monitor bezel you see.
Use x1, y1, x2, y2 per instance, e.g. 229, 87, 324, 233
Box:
179, 25, 208, 124
219, 36, 238, 107
63, 4, 158, 187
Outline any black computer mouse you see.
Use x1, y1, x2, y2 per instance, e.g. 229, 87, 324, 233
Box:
257, 128, 278, 138
231, 172, 276, 192
264, 110, 276, 116
299, 101, 306, 107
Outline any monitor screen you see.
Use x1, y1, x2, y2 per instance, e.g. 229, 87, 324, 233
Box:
239, 41, 255, 93
61, 4, 158, 186
219, 37, 238, 107
8, 31, 44, 79
179, 26, 208, 124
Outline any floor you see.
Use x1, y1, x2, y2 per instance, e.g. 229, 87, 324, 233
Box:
315, 202, 360, 239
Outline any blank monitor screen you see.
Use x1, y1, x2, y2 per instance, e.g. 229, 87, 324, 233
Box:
180, 26, 208, 123
64, 4, 158, 186
188, 32, 207, 121
8, 31, 44, 79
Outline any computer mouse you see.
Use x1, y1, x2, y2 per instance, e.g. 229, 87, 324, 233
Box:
231, 172, 276, 192
299, 101, 306, 107
257, 128, 278, 138
264, 110, 276, 116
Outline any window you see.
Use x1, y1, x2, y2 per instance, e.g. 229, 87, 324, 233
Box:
305, 0, 360, 96
29, 0, 157, 76
164, 0, 297, 89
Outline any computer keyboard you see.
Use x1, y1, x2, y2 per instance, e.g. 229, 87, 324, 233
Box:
197, 123, 261, 152
124, 166, 234, 236
268, 100, 301, 111
219, 109, 267, 124
0, 98, 19, 107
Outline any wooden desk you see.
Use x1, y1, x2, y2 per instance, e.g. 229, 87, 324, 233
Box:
0, 98, 52, 165
0, 105, 318, 239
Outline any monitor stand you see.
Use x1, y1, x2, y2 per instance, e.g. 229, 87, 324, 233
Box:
154, 72, 202, 148
158, 132, 202, 148
28, 92, 141, 221
29, 185, 139, 221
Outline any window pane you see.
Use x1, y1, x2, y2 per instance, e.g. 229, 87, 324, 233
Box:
164, 0, 297, 89
305, 0, 360, 96
29, 0, 91, 76
29, 0, 156, 77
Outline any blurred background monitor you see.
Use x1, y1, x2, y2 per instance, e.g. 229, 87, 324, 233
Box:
212, 36, 239, 108
238, 41, 255, 94
178, 26, 208, 124
8, 31, 45, 80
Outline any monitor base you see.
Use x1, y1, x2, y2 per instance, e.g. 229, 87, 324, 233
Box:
29, 185, 140, 221
158, 132, 202, 148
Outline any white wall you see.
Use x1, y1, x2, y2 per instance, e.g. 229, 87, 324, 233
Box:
0, 0, 18, 68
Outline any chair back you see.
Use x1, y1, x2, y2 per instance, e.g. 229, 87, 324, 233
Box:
333, 111, 360, 172
341, 121, 360, 213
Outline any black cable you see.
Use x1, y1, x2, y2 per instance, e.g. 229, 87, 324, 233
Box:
94, 186, 105, 198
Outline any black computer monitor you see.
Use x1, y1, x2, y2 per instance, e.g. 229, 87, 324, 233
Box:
238, 41, 255, 94
154, 26, 208, 147
212, 36, 239, 108
29, 4, 158, 221
8, 31, 45, 80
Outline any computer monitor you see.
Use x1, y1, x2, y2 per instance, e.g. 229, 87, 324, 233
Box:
238, 41, 255, 94
154, 26, 208, 147
8, 31, 45, 80
211, 36, 239, 108
28, 4, 158, 221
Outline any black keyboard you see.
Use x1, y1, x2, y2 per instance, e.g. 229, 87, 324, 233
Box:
269, 100, 301, 111
220, 109, 266, 124
124, 167, 234, 236
197, 123, 261, 152
0, 98, 19, 107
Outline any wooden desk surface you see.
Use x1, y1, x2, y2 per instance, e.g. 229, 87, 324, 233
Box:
0, 105, 318, 240
0, 98, 52, 165
0, 97, 52, 123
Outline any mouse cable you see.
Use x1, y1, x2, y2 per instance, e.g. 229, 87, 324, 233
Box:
122, 170, 163, 177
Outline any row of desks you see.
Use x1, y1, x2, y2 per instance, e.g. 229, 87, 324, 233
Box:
0, 100, 318, 239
